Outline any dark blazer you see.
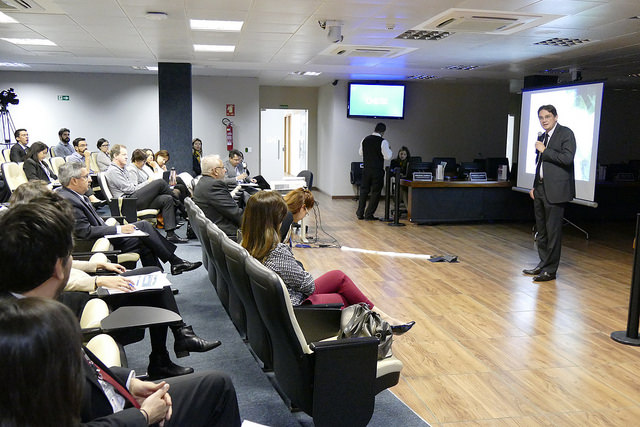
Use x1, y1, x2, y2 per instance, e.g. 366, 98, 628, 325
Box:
9, 143, 27, 162
57, 186, 117, 240
538, 123, 576, 204
81, 348, 147, 426
193, 175, 243, 238
23, 158, 57, 183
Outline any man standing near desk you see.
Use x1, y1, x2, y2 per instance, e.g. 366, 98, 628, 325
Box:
524, 105, 576, 282
356, 122, 392, 220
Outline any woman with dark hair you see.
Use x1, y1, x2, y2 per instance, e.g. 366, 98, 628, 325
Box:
390, 146, 411, 177
128, 148, 152, 185
192, 138, 203, 176
0, 297, 84, 426
241, 191, 414, 334
280, 187, 315, 243
22, 141, 58, 183
96, 138, 111, 171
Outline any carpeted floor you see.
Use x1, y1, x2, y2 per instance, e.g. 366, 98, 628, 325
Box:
122, 229, 428, 426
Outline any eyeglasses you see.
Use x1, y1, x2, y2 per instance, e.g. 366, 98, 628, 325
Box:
78, 174, 91, 180
214, 166, 227, 171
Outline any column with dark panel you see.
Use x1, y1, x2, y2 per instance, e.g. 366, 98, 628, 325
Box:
158, 62, 192, 173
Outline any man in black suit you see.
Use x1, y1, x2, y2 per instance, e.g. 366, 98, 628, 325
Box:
193, 154, 244, 240
57, 162, 201, 275
0, 199, 241, 427
9, 128, 29, 162
356, 122, 393, 220
523, 105, 576, 282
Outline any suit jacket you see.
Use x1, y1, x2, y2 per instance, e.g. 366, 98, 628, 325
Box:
0, 293, 145, 426
22, 158, 57, 183
81, 348, 147, 426
57, 186, 118, 240
9, 142, 27, 162
538, 123, 576, 204
193, 175, 243, 238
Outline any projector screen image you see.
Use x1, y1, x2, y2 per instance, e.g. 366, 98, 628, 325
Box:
347, 83, 405, 119
516, 81, 604, 203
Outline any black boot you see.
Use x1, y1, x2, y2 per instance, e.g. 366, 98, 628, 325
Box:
147, 351, 194, 380
173, 325, 221, 358
186, 222, 197, 240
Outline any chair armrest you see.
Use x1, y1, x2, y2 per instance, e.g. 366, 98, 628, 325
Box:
310, 337, 379, 426
294, 306, 342, 343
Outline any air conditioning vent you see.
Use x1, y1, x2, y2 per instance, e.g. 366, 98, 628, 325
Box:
319, 44, 417, 58
414, 8, 561, 35
0, 0, 63, 13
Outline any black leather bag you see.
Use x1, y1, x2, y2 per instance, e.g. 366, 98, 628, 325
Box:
338, 302, 393, 360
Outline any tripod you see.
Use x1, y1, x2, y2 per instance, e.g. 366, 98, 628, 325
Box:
1, 104, 16, 148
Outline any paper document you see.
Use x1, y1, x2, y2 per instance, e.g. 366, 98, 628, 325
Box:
104, 229, 149, 239
100, 271, 171, 294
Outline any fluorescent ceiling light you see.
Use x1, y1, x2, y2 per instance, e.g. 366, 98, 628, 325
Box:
190, 19, 243, 31
146, 66, 158, 71
193, 44, 235, 52
0, 12, 17, 24
290, 71, 322, 76
0, 62, 29, 68
1, 38, 57, 46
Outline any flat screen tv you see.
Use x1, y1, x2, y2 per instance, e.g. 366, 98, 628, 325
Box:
347, 82, 406, 119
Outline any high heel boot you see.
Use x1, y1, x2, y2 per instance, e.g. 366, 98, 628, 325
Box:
172, 324, 221, 358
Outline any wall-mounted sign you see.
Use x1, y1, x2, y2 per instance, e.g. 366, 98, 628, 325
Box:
57, 95, 70, 101
226, 104, 235, 116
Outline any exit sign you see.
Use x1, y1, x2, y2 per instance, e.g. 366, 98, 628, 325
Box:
58, 95, 70, 101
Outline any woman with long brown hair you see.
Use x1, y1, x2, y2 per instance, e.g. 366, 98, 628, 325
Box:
241, 191, 414, 334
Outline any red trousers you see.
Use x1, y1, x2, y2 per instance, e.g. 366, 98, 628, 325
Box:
304, 270, 374, 308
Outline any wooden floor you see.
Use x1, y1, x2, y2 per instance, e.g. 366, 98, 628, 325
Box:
293, 192, 640, 426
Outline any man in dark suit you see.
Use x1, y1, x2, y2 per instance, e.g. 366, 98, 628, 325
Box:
356, 122, 393, 220
194, 154, 244, 240
0, 198, 241, 427
9, 128, 29, 162
57, 162, 201, 276
523, 105, 576, 282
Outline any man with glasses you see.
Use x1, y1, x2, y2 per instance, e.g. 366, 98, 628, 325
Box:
57, 162, 201, 275
193, 154, 244, 241
66, 137, 93, 172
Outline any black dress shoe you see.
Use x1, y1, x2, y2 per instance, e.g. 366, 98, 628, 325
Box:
390, 321, 416, 336
364, 216, 379, 221
533, 271, 556, 282
523, 267, 542, 275
172, 325, 221, 358
170, 260, 203, 275
147, 351, 194, 380
357, 215, 364, 220
166, 234, 188, 244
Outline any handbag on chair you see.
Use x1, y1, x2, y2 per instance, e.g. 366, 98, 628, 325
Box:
338, 302, 393, 360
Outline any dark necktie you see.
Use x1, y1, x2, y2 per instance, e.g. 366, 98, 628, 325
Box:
83, 351, 140, 409
81, 194, 107, 226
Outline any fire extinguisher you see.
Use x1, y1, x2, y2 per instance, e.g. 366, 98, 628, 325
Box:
222, 118, 233, 151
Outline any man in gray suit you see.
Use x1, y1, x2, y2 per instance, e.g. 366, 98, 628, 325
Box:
523, 105, 576, 282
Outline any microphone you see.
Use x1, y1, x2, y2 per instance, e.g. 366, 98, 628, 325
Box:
535, 131, 543, 155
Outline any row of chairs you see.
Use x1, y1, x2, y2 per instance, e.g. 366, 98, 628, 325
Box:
184, 197, 402, 427
1, 147, 103, 173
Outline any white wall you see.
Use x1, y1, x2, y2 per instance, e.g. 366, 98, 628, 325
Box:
192, 76, 259, 172
317, 80, 511, 196
0, 72, 261, 173
0, 72, 158, 152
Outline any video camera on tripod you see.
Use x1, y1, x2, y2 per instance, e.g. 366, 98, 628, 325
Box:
0, 88, 19, 108
1, 88, 19, 144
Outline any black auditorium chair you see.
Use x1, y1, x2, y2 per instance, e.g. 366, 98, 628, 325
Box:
221, 237, 274, 370
184, 198, 214, 282
207, 221, 247, 339
245, 256, 403, 427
